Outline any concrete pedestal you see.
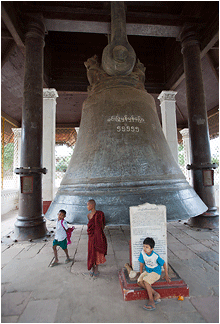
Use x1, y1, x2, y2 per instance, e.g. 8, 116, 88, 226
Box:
119, 266, 189, 301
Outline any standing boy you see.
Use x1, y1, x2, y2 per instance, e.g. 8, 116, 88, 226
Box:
51, 209, 71, 267
138, 237, 171, 310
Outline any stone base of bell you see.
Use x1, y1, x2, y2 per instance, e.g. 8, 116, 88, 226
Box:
118, 266, 189, 301
187, 209, 219, 229
14, 216, 47, 241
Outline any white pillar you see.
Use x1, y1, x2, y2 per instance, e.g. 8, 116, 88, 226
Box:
43, 89, 58, 201
180, 128, 192, 185
158, 91, 178, 163
12, 128, 21, 189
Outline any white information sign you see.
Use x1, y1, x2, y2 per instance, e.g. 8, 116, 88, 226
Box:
130, 202, 167, 272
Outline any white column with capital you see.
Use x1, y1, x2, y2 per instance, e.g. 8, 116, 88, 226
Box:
12, 128, 21, 189
158, 91, 178, 163
43, 89, 58, 202
180, 128, 192, 185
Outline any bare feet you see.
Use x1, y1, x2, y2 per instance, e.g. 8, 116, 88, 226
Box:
153, 292, 161, 303
143, 300, 156, 310
93, 265, 100, 277
50, 261, 59, 267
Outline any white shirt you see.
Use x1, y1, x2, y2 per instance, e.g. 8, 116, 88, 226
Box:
55, 219, 68, 241
139, 249, 164, 275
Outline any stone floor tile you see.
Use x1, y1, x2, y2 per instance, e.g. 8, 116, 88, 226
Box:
76, 245, 88, 254
188, 243, 210, 253
178, 257, 219, 287
116, 259, 130, 269
171, 221, 185, 227
1, 283, 12, 297
168, 259, 215, 297
167, 227, 183, 235
167, 233, 180, 243
197, 250, 219, 265
1, 245, 10, 253
176, 234, 199, 245
164, 311, 206, 323
1, 315, 19, 323
199, 239, 218, 248
183, 229, 214, 240
106, 245, 114, 254
167, 248, 179, 260
211, 285, 219, 296
38, 245, 54, 256
70, 261, 87, 273
15, 243, 46, 259
1, 291, 32, 316
1, 245, 25, 266
112, 243, 129, 252
77, 235, 87, 242
158, 297, 196, 312
190, 296, 219, 323
172, 249, 196, 260
67, 245, 78, 255
100, 263, 118, 275
105, 253, 117, 262
18, 299, 60, 323
211, 244, 219, 253
168, 242, 188, 252
114, 250, 129, 260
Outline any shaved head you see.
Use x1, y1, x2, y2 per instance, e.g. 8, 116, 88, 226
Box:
88, 199, 96, 206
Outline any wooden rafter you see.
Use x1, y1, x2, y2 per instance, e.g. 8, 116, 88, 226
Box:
1, 2, 25, 50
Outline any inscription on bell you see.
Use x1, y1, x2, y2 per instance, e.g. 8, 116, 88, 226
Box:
107, 115, 144, 133
107, 115, 145, 123
116, 125, 139, 132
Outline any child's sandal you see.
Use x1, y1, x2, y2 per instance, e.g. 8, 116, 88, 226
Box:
65, 258, 71, 264
50, 262, 59, 267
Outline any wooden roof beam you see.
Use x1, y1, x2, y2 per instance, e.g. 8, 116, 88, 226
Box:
207, 106, 219, 119
1, 3, 25, 50
1, 111, 21, 128
18, 3, 204, 26
45, 19, 181, 38
170, 30, 219, 91
1, 41, 16, 68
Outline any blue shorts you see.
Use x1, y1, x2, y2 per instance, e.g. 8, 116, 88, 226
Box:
53, 238, 67, 250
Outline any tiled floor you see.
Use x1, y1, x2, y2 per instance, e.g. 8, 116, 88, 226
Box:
1, 210, 219, 323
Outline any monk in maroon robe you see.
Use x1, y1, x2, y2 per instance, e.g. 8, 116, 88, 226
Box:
87, 199, 107, 277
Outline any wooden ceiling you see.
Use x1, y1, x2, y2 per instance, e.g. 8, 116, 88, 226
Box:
1, 1, 219, 136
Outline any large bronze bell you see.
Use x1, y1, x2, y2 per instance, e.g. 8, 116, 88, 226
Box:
46, 2, 207, 224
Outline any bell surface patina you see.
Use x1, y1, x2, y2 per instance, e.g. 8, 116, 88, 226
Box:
46, 56, 207, 224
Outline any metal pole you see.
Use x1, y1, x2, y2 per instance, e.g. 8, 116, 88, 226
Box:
180, 24, 218, 229
14, 14, 47, 240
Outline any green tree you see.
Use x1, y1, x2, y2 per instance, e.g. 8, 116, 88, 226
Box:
178, 143, 185, 166
3, 143, 14, 171
56, 155, 72, 172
